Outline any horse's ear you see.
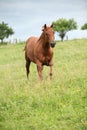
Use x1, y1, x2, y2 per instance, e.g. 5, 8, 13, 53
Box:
50, 24, 53, 28
42, 24, 47, 31
44, 24, 47, 29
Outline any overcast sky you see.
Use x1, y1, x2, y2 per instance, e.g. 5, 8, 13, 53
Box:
0, 0, 87, 41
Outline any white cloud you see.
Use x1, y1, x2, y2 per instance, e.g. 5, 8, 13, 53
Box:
0, 0, 87, 40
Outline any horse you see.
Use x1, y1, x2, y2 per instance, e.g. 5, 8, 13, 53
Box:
24, 24, 56, 80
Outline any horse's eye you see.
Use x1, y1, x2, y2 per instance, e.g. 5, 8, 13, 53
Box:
46, 33, 48, 37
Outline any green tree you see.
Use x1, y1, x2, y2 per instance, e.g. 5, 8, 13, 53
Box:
81, 23, 87, 30
0, 21, 14, 43
53, 18, 78, 41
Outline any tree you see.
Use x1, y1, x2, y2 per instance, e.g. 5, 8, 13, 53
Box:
53, 18, 78, 41
81, 23, 87, 30
0, 21, 14, 43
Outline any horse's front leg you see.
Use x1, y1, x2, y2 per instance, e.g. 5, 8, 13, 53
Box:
50, 65, 53, 80
49, 59, 53, 80
36, 60, 43, 80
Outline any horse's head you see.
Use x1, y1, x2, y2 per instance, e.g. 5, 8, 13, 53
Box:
42, 24, 56, 48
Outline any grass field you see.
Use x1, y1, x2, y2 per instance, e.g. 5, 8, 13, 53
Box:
0, 39, 87, 130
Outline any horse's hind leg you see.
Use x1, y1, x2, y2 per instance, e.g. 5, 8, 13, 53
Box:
26, 59, 31, 78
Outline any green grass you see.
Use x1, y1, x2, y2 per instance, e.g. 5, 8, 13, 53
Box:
0, 39, 87, 130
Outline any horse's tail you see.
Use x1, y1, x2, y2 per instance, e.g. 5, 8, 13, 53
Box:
23, 39, 28, 51
23, 44, 27, 51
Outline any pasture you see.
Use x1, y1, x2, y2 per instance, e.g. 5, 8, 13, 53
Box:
0, 39, 87, 130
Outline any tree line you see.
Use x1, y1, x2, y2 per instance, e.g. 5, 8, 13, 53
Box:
53, 18, 87, 41
0, 22, 14, 44
0, 19, 87, 44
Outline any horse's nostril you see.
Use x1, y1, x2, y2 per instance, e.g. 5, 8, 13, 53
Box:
50, 42, 56, 48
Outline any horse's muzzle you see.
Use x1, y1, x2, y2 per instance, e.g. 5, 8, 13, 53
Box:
50, 42, 56, 48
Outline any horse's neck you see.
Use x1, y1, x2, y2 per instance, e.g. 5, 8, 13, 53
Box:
39, 33, 50, 49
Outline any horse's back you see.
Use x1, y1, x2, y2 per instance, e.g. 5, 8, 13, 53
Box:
25, 36, 39, 62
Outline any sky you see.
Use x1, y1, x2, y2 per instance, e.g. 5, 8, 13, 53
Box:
0, 0, 87, 41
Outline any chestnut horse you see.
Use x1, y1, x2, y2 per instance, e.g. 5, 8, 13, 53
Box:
24, 24, 56, 80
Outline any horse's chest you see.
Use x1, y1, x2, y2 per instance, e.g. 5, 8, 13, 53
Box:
42, 56, 51, 66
